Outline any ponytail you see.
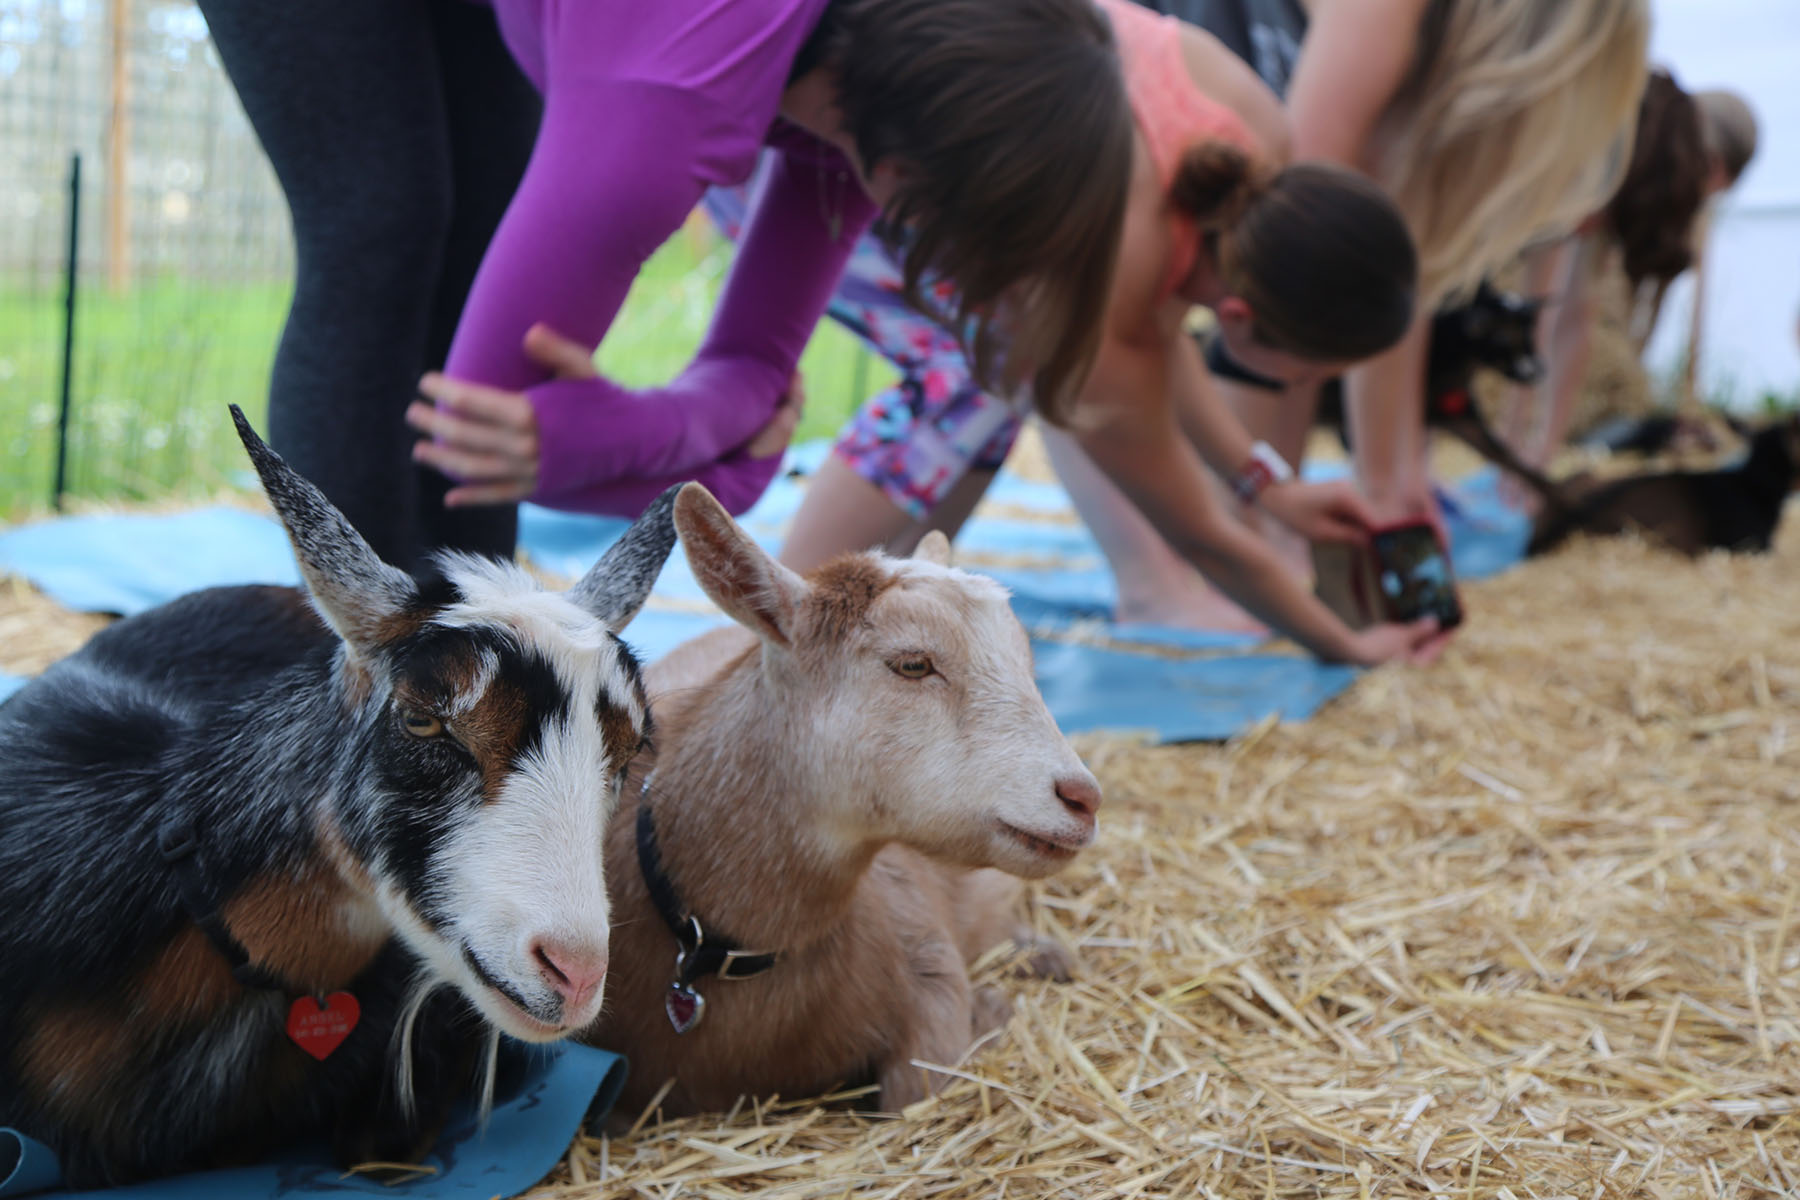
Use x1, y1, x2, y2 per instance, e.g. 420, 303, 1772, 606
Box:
1170, 141, 1268, 233
1172, 153, 1419, 364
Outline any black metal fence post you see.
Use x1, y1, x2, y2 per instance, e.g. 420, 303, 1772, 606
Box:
54, 153, 82, 513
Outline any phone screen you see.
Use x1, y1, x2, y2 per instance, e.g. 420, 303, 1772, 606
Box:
1369, 524, 1463, 630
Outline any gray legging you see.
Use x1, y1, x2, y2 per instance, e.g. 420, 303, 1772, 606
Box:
197, 0, 540, 570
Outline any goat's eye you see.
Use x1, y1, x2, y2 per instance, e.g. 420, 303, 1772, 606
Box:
889, 655, 934, 680
403, 712, 444, 738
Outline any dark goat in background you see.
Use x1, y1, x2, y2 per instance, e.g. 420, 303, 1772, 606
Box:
1530, 415, 1800, 557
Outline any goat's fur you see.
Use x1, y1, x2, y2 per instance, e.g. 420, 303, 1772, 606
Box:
0, 409, 683, 1185
584, 488, 1101, 1117
1529, 415, 1800, 557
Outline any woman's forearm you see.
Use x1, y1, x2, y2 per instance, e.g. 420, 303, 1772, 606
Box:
1345, 312, 1432, 513
1168, 336, 1260, 479
1163, 516, 1361, 660
1075, 417, 1362, 661
1530, 237, 1598, 461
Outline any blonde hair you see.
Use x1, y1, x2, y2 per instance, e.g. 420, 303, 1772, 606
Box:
1371, 0, 1650, 306
1694, 89, 1759, 185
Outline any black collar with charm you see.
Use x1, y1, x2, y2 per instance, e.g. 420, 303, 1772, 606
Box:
157, 816, 362, 1062
634, 778, 779, 1034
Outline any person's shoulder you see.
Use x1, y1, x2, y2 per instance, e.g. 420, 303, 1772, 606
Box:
550, 0, 826, 89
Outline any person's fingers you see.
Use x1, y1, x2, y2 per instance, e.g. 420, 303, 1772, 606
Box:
412, 436, 533, 487
1405, 617, 1449, 665
1329, 485, 1379, 534
523, 323, 599, 380
744, 406, 801, 460
406, 401, 536, 461
444, 480, 535, 508
418, 373, 536, 430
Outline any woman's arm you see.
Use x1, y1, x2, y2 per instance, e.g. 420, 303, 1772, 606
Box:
1174, 25, 1292, 162
416, 75, 875, 515
1282, 0, 1435, 518
1628, 277, 1671, 353
1284, 0, 1431, 169
1680, 222, 1712, 414
1343, 313, 1434, 520
1521, 236, 1597, 472
1166, 335, 1375, 541
530, 144, 876, 512
1077, 337, 1437, 665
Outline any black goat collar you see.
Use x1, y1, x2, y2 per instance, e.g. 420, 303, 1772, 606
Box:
157, 816, 293, 994
158, 816, 364, 1062
634, 779, 778, 1035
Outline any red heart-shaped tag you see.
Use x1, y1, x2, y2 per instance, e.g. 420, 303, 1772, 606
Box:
286, 992, 360, 1060
665, 983, 704, 1035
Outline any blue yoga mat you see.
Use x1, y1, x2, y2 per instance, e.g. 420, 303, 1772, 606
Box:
0, 508, 300, 618
0, 677, 23, 704
0, 1043, 625, 1200
0, 448, 1531, 743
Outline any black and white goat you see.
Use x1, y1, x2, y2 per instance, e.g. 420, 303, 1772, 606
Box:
0, 408, 680, 1186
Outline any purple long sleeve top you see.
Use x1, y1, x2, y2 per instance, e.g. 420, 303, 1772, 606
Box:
454, 0, 878, 515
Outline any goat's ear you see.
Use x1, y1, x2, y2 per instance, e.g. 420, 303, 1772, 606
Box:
914, 530, 953, 567
230, 406, 414, 656
567, 483, 681, 630
674, 484, 805, 647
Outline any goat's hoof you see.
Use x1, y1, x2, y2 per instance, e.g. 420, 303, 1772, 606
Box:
971, 985, 1014, 1037
1011, 933, 1077, 983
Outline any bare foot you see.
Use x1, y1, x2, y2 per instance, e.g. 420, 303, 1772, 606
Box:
1114, 569, 1271, 635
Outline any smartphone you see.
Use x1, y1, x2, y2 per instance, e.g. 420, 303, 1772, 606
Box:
1312, 523, 1463, 632
1368, 523, 1463, 630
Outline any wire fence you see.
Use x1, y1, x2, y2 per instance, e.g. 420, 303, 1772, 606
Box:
1, 0, 296, 517
0, 0, 882, 524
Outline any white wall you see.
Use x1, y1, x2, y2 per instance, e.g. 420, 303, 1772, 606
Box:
1643, 0, 1800, 404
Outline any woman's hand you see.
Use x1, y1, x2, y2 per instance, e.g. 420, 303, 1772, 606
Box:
1344, 617, 1449, 667
743, 372, 806, 460
1258, 478, 1376, 544
409, 323, 808, 507
407, 323, 596, 507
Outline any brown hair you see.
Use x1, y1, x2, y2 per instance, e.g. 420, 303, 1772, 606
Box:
817, 0, 1134, 423
1605, 69, 1709, 292
1172, 142, 1418, 363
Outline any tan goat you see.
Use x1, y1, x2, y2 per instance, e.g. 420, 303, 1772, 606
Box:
584, 486, 1102, 1117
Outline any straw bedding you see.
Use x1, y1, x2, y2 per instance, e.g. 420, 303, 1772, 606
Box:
1, 497, 1795, 1198
529, 526, 1799, 1198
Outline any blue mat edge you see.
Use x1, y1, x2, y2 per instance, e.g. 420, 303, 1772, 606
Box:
1, 1043, 626, 1200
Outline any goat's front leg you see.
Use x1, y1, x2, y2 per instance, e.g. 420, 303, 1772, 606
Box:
876, 936, 977, 1110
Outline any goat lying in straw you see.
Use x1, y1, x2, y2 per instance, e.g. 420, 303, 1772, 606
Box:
584, 486, 1103, 1117
1529, 414, 1800, 557
0, 409, 681, 1186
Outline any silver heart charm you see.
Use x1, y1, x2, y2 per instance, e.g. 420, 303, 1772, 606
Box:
665, 981, 705, 1034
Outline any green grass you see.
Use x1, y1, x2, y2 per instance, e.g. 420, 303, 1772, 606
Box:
0, 232, 889, 521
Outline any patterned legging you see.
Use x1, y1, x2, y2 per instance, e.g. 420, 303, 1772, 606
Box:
703, 179, 1024, 521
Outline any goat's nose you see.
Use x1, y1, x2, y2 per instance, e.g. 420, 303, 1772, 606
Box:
1055, 775, 1102, 825
531, 939, 608, 1013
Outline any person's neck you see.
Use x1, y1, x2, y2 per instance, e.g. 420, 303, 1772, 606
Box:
1181, 240, 1228, 309
779, 68, 858, 165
